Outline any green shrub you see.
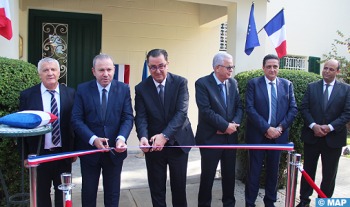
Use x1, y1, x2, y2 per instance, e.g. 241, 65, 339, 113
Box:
0, 57, 41, 206
235, 69, 322, 189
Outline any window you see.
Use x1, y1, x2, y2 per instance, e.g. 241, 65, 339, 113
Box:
219, 22, 227, 51
280, 55, 307, 71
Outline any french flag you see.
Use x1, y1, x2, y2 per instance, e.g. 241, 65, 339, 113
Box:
0, 0, 12, 40
264, 9, 286, 59
114, 64, 130, 84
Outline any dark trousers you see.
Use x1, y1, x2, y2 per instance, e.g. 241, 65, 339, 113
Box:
37, 148, 71, 207
299, 138, 342, 203
198, 148, 237, 207
245, 138, 281, 207
145, 145, 189, 207
80, 152, 123, 207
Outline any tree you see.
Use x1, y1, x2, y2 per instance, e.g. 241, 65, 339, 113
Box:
321, 30, 350, 83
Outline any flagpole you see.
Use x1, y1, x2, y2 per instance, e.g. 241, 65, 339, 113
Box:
257, 8, 284, 34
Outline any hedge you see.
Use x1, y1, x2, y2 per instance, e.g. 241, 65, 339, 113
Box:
0, 57, 41, 206
235, 69, 322, 188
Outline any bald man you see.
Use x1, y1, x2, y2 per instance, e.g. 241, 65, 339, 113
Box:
297, 59, 350, 207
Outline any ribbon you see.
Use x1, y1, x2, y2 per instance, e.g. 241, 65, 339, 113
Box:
28, 143, 294, 165
28, 148, 112, 165
297, 166, 327, 198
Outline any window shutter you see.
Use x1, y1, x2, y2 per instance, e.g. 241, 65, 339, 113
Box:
308, 56, 321, 75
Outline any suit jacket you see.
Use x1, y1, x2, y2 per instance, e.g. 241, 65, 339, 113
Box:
71, 79, 134, 165
300, 79, 350, 148
245, 76, 297, 144
134, 73, 195, 153
195, 72, 244, 145
18, 83, 76, 163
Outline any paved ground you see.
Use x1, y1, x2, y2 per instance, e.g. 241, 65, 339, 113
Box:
56, 148, 350, 207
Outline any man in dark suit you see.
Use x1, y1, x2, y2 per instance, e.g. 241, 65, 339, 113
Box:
296, 59, 350, 207
195, 52, 244, 207
245, 54, 297, 207
135, 49, 195, 207
71, 54, 134, 207
18, 57, 76, 207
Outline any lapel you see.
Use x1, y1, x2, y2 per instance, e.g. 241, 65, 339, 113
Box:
59, 84, 66, 120
164, 73, 174, 120
327, 79, 341, 110
317, 80, 325, 112
226, 79, 232, 114
147, 76, 166, 120
34, 84, 44, 110
209, 73, 226, 109
91, 80, 103, 123
258, 76, 269, 106
105, 80, 118, 122
276, 77, 283, 112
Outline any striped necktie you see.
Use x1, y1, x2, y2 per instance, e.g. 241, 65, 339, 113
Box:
269, 82, 277, 127
48, 90, 60, 146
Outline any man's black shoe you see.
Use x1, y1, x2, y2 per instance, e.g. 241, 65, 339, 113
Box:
296, 201, 310, 207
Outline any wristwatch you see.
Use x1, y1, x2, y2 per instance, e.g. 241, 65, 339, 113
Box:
276, 126, 281, 131
161, 133, 169, 140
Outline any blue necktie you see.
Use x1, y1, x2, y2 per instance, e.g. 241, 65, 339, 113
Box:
219, 83, 226, 106
48, 90, 60, 146
102, 88, 107, 122
269, 82, 277, 127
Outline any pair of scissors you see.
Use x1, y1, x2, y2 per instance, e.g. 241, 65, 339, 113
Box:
105, 138, 115, 155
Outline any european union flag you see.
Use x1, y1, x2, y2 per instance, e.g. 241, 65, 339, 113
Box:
245, 3, 260, 55
142, 60, 148, 81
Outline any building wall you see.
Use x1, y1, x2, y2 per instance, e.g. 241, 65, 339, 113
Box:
266, 0, 350, 72
0, 0, 19, 59
19, 0, 225, 148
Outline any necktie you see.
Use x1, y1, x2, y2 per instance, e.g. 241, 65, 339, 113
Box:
102, 88, 107, 122
219, 83, 226, 106
159, 84, 164, 106
48, 90, 60, 146
324, 84, 330, 111
269, 82, 277, 127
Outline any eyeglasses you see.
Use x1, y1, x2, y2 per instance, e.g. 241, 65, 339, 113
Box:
149, 63, 168, 72
219, 65, 235, 71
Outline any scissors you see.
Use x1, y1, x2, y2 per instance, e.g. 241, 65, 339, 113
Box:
105, 138, 115, 155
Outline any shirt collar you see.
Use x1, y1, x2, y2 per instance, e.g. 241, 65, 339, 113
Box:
264, 76, 277, 85
153, 76, 167, 88
323, 79, 336, 86
41, 82, 60, 95
213, 73, 225, 85
96, 81, 111, 92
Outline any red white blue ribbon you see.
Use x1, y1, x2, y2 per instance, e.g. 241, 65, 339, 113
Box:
27, 143, 294, 165
28, 148, 112, 165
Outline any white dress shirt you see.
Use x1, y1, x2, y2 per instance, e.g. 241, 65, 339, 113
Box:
41, 83, 61, 149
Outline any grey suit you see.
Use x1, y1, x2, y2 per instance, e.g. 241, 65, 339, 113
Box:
195, 72, 243, 207
299, 79, 350, 201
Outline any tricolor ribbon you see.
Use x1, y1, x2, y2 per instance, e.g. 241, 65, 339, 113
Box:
28, 143, 294, 165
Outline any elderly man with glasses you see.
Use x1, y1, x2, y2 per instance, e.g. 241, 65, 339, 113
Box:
134, 49, 195, 207
195, 52, 244, 207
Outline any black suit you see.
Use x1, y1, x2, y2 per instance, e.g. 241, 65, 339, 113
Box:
135, 73, 195, 207
195, 73, 243, 207
18, 83, 76, 207
299, 79, 350, 202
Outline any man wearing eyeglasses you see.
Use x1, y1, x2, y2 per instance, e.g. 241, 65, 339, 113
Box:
134, 49, 195, 207
245, 54, 297, 207
195, 52, 243, 207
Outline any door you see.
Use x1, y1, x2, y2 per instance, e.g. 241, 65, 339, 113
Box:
28, 9, 102, 89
